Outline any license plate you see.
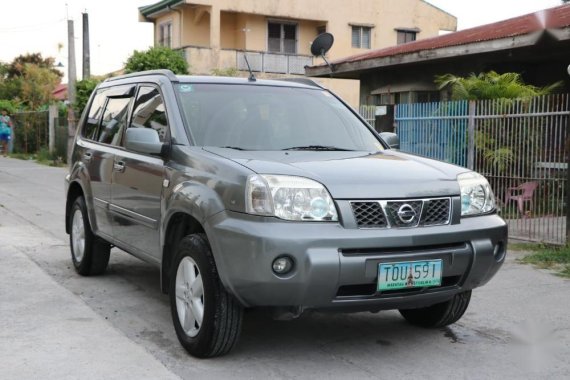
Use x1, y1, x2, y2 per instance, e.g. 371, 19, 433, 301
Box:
378, 260, 442, 291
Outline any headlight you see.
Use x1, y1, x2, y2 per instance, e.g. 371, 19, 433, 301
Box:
246, 175, 338, 221
457, 172, 496, 216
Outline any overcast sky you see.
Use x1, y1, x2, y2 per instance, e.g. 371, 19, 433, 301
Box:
0, 0, 565, 80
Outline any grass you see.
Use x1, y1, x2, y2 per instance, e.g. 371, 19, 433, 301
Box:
513, 243, 570, 278
9, 149, 66, 167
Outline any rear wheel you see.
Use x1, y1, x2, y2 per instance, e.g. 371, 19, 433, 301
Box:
169, 233, 243, 358
69, 196, 110, 276
399, 290, 472, 328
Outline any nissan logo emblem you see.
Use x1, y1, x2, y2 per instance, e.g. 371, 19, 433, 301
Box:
397, 204, 416, 224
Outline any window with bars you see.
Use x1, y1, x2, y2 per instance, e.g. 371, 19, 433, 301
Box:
351, 26, 371, 49
268, 22, 297, 54
397, 30, 416, 45
159, 22, 172, 48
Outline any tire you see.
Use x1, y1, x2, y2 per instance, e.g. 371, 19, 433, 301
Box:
69, 196, 110, 276
169, 233, 243, 358
399, 290, 472, 328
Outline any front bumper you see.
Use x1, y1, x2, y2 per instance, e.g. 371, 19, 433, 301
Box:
205, 209, 507, 311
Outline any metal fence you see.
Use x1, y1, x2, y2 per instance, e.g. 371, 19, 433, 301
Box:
383, 94, 570, 244
359, 105, 376, 128
10, 110, 68, 161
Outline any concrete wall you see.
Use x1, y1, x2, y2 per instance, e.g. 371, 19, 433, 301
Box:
220, 12, 237, 49
181, 6, 211, 47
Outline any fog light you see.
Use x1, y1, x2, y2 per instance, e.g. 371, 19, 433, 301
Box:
493, 242, 506, 261
272, 256, 293, 275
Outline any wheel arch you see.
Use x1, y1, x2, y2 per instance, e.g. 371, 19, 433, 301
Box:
65, 181, 85, 234
161, 211, 206, 294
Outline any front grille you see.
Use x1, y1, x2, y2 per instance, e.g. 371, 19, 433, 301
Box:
385, 200, 423, 228
424, 198, 451, 226
350, 198, 451, 229
351, 201, 387, 228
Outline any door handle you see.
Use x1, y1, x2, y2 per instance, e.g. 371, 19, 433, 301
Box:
113, 161, 126, 173
83, 152, 93, 162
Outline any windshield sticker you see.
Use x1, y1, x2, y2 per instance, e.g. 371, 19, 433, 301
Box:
179, 84, 193, 93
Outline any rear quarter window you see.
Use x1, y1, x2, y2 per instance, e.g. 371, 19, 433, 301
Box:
82, 90, 107, 140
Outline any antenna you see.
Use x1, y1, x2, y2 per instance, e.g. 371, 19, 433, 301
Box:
243, 54, 256, 82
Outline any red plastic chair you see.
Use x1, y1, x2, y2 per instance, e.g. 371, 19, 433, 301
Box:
504, 181, 539, 216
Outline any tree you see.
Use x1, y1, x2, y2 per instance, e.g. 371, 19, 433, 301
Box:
75, 78, 102, 116
19, 64, 59, 110
124, 46, 189, 74
435, 71, 560, 101
7, 52, 63, 79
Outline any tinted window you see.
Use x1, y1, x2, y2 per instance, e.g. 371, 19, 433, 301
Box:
97, 97, 131, 145
176, 84, 383, 152
82, 90, 107, 140
129, 86, 168, 143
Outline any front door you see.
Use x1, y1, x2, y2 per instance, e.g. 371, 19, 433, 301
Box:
110, 85, 168, 260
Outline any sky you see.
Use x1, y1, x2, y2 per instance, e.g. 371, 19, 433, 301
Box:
0, 0, 565, 81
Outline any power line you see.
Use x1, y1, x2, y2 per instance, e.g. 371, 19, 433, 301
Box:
0, 19, 66, 33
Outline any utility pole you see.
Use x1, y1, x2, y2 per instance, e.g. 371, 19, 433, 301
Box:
82, 12, 90, 79
67, 18, 77, 163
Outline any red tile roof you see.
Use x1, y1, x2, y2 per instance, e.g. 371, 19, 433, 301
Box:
52, 83, 67, 101
329, 4, 570, 66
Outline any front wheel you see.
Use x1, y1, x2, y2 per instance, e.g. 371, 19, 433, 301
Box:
399, 290, 472, 328
69, 196, 110, 276
169, 233, 243, 358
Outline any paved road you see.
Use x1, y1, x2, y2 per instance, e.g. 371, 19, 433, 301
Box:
1, 157, 569, 379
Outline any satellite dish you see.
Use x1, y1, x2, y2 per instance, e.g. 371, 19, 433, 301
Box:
311, 32, 334, 56
310, 33, 335, 76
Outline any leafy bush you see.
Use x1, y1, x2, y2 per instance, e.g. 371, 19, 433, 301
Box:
75, 78, 101, 116
124, 46, 189, 75
0, 99, 19, 113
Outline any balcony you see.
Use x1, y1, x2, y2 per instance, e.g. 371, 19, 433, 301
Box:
182, 46, 314, 76
235, 51, 313, 75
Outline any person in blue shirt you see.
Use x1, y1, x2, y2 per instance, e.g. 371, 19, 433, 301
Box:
0, 109, 13, 157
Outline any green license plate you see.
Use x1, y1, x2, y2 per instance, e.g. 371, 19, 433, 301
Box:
378, 259, 442, 291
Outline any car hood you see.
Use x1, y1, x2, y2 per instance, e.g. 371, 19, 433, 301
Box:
203, 148, 467, 199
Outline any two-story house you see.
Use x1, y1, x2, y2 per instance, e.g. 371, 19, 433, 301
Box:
138, 0, 456, 106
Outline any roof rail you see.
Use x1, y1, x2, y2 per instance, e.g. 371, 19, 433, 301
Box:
276, 77, 324, 89
104, 69, 178, 83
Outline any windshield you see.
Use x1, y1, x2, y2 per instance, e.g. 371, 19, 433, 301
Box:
176, 83, 383, 151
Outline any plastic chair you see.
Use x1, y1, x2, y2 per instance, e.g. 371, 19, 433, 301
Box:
504, 181, 538, 215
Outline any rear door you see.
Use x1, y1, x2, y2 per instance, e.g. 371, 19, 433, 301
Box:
79, 85, 135, 238
110, 85, 168, 260
77, 89, 114, 237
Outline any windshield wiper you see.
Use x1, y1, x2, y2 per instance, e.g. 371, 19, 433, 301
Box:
220, 146, 246, 150
282, 145, 354, 151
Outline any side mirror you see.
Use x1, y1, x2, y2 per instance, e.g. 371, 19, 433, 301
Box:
125, 128, 164, 155
380, 132, 400, 150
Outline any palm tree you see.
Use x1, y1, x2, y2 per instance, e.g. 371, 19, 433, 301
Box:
434, 71, 560, 100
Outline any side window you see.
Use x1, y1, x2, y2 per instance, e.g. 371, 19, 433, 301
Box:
82, 90, 107, 140
129, 86, 168, 143
97, 97, 131, 145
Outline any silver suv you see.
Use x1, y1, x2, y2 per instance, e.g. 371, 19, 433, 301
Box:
65, 70, 507, 358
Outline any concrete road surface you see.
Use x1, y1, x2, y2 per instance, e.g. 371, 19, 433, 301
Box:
1, 157, 569, 379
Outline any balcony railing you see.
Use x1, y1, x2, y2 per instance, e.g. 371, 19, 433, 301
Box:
236, 51, 313, 75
